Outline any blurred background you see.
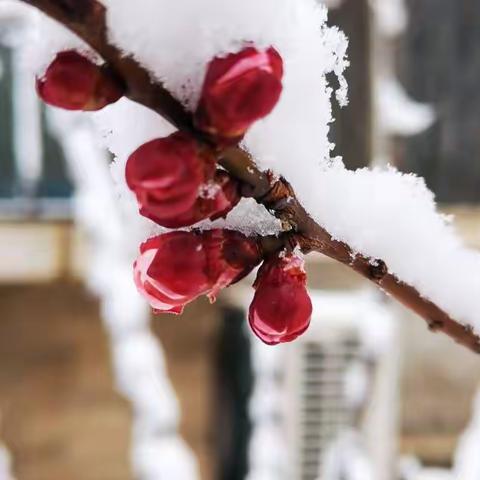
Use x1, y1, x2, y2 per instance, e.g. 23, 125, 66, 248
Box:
1, 0, 480, 479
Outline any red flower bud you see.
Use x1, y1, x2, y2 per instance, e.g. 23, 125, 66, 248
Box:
36, 50, 124, 111
195, 46, 283, 142
249, 253, 312, 345
134, 230, 261, 314
126, 133, 239, 228
126, 132, 208, 220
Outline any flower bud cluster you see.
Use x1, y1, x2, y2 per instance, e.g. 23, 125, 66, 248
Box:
37, 46, 312, 344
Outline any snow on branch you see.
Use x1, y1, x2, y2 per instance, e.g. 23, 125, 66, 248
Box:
18, 0, 480, 353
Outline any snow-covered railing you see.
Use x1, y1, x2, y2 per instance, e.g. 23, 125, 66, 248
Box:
46, 108, 199, 480
247, 334, 289, 480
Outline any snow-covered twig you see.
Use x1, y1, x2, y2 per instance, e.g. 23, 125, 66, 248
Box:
18, 0, 480, 354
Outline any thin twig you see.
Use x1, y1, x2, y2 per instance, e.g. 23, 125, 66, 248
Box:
19, 0, 480, 354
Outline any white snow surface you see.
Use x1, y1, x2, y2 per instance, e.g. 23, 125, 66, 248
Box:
30, 0, 480, 332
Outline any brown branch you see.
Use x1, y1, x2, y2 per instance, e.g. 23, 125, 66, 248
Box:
20, 0, 480, 354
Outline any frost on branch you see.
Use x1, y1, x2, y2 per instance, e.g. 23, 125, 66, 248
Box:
27, 0, 480, 342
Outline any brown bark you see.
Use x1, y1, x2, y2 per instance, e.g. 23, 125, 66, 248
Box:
19, 0, 480, 354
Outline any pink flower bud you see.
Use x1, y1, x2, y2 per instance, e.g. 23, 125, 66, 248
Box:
134, 230, 261, 314
126, 133, 239, 228
36, 51, 124, 111
249, 253, 312, 345
195, 46, 283, 142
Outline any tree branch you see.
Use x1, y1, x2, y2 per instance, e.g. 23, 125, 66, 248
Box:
20, 0, 480, 354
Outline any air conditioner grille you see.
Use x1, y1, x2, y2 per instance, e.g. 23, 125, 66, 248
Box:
297, 337, 361, 480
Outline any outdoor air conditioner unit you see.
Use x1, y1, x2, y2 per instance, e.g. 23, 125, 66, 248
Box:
235, 288, 400, 480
